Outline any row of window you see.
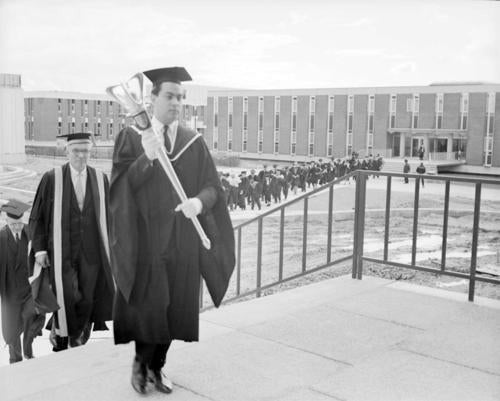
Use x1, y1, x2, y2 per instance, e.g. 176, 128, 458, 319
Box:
26, 99, 203, 121
56, 99, 117, 116
212, 93, 483, 132
55, 120, 127, 137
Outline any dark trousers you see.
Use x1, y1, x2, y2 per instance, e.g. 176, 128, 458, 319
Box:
52, 251, 100, 352
135, 340, 172, 371
8, 298, 42, 363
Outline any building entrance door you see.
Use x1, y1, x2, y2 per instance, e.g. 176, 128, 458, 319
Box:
411, 137, 425, 157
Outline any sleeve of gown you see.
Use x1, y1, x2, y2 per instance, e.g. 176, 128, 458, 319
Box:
112, 127, 156, 191
0, 233, 6, 296
195, 139, 224, 214
29, 172, 51, 254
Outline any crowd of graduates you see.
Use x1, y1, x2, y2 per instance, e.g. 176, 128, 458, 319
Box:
219, 153, 384, 211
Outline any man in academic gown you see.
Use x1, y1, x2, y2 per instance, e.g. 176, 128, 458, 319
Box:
110, 67, 235, 395
0, 199, 44, 363
29, 133, 114, 351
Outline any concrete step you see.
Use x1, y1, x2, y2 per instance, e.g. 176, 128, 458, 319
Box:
1, 275, 499, 401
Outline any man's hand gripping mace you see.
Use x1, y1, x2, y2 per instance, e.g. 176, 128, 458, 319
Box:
106, 73, 211, 249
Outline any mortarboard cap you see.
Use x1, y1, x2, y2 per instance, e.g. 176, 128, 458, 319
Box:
143, 67, 192, 85
1, 199, 30, 219
57, 132, 93, 143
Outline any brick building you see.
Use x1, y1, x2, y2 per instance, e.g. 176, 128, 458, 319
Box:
205, 83, 500, 167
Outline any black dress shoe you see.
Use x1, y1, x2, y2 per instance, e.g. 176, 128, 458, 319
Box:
131, 357, 148, 395
147, 369, 173, 394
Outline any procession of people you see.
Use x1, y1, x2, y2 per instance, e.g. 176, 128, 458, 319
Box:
220, 153, 385, 211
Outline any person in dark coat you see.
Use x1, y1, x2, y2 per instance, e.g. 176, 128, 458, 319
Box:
416, 162, 426, 187
0, 200, 44, 364
403, 159, 411, 183
418, 146, 425, 160
237, 172, 248, 210
29, 133, 114, 352
109, 67, 235, 395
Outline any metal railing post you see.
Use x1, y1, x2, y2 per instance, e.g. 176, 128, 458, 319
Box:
411, 177, 421, 266
256, 218, 263, 297
384, 176, 392, 262
353, 171, 367, 280
302, 198, 308, 273
356, 173, 367, 279
352, 174, 359, 278
279, 208, 285, 281
327, 185, 334, 264
237, 227, 242, 296
441, 180, 450, 272
468, 183, 481, 302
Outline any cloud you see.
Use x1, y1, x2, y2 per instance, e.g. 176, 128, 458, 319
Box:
289, 10, 309, 25
327, 48, 404, 58
339, 17, 372, 28
391, 62, 417, 75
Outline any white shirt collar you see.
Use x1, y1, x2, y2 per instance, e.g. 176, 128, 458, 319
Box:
69, 164, 87, 198
69, 163, 87, 178
8, 224, 23, 238
151, 116, 178, 152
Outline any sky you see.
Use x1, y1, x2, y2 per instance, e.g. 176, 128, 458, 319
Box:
0, 0, 499, 93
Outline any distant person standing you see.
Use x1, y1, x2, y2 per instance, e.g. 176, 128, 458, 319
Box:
403, 159, 411, 184
418, 146, 425, 161
0, 199, 44, 364
416, 162, 426, 187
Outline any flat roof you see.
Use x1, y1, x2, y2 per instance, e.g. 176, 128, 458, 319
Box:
208, 83, 500, 97
25, 91, 113, 101
24, 84, 239, 105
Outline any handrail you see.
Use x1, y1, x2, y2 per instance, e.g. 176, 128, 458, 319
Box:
205, 169, 500, 309
355, 170, 500, 302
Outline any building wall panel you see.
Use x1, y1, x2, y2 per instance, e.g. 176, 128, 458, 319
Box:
333, 95, 347, 158
315, 95, 328, 157
296, 95, 309, 156
263, 96, 275, 154
353, 94, 368, 155
232, 96, 243, 152
247, 96, 258, 153
467, 93, 487, 165
419, 93, 435, 129
374, 94, 390, 153
443, 93, 461, 130
279, 96, 292, 155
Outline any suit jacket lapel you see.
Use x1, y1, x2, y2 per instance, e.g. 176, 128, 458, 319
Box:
87, 167, 102, 233
7, 228, 18, 261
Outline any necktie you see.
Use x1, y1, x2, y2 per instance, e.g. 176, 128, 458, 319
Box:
163, 125, 171, 152
75, 172, 84, 210
15, 232, 20, 253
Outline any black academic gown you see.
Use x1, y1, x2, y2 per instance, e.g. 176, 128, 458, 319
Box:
29, 163, 114, 336
0, 225, 32, 344
110, 125, 235, 344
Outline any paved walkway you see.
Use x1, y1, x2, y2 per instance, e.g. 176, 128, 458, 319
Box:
1, 275, 499, 401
